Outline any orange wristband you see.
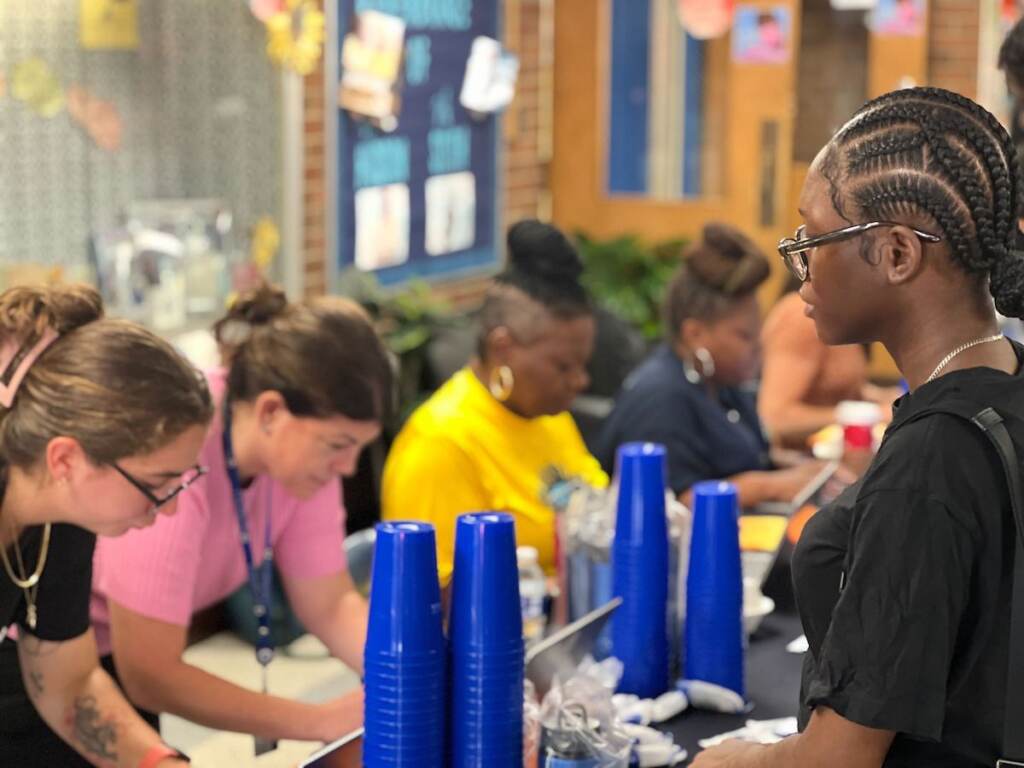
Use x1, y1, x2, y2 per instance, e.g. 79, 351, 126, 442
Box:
139, 744, 188, 768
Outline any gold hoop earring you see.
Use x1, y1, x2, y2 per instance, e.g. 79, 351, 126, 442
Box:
488, 365, 515, 402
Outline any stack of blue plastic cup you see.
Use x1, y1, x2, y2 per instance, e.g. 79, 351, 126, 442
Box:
364, 521, 446, 768
611, 442, 670, 699
449, 512, 524, 767
684, 481, 744, 697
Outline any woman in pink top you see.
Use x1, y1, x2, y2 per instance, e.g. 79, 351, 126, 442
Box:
90, 285, 392, 747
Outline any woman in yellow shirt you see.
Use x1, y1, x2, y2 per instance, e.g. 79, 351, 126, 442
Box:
382, 220, 607, 580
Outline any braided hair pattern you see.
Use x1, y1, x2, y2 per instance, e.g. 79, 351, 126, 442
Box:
820, 87, 1024, 318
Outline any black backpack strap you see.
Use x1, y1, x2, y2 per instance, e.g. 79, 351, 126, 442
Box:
967, 408, 1024, 765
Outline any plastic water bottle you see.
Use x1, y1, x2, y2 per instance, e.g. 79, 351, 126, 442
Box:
517, 546, 547, 644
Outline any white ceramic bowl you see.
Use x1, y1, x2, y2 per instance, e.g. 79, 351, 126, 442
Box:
743, 593, 776, 636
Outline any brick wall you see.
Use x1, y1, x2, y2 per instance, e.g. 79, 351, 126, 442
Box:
303, 37, 328, 297
299, 0, 555, 300
928, 0, 980, 99
502, 0, 553, 226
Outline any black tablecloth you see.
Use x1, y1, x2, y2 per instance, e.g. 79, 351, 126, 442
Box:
662, 610, 805, 764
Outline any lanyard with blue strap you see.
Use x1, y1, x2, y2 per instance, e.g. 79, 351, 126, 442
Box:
222, 401, 277, 755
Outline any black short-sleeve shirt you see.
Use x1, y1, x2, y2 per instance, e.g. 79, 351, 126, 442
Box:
595, 344, 770, 494
793, 342, 1024, 766
1, 523, 96, 642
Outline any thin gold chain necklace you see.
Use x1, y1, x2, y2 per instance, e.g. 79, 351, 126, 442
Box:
0, 522, 51, 630
926, 334, 1004, 383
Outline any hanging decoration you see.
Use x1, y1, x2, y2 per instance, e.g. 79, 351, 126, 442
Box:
226, 216, 281, 303
12, 58, 65, 118
79, 0, 140, 51
249, 0, 285, 23
677, 0, 734, 40
264, 0, 326, 76
249, 216, 280, 272
459, 36, 519, 116
1005, 0, 1024, 25
67, 86, 123, 151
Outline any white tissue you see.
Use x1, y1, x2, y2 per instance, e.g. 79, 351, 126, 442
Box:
675, 679, 747, 714
612, 693, 640, 710
651, 690, 689, 722
698, 717, 799, 749
621, 723, 672, 745
786, 634, 809, 654
578, 654, 625, 690
634, 741, 688, 767
618, 698, 654, 725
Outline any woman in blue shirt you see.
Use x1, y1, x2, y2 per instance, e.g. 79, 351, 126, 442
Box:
596, 223, 823, 505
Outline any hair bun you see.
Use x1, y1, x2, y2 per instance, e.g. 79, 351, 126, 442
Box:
214, 283, 289, 351
684, 223, 770, 296
0, 284, 102, 343
991, 248, 1024, 319
226, 283, 288, 326
506, 219, 584, 285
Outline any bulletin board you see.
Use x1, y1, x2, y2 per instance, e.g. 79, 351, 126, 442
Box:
336, 0, 502, 287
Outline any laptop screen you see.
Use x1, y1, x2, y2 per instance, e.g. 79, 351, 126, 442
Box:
298, 728, 363, 768
524, 597, 621, 698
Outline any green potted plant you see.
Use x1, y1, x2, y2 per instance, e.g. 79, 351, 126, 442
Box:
574, 232, 685, 342
337, 268, 467, 423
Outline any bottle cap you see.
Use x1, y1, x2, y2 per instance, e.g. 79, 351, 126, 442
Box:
516, 545, 539, 566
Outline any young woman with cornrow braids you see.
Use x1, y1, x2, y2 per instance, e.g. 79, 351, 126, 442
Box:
694, 87, 1024, 767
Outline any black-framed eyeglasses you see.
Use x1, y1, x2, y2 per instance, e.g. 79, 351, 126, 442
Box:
112, 463, 208, 510
777, 222, 943, 283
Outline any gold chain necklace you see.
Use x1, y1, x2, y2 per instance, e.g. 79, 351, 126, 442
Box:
926, 334, 1005, 383
0, 522, 51, 630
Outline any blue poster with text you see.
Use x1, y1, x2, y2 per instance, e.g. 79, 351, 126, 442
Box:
337, 0, 500, 286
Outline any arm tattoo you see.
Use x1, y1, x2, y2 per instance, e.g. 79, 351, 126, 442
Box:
69, 695, 118, 762
20, 635, 59, 658
19, 636, 53, 699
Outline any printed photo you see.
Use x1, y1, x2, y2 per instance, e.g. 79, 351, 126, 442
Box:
731, 6, 791, 65
425, 172, 476, 256
339, 10, 406, 127
870, 0, 926, 37
355, 183, 410, 271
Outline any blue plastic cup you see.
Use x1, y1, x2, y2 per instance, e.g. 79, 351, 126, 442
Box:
613, 443, 668, 547
449, 512, 524, 768
610, 443, 670, 698
684, 481, 744, 697
449, 512, 523, 651
364, 521, 446, 768
365, 521, 445, 660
